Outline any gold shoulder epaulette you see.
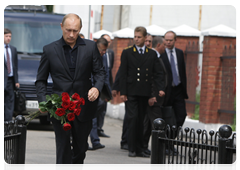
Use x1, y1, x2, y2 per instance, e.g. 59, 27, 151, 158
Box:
124, 46, 132, 50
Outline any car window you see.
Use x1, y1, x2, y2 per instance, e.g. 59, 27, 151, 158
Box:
4, 21, 62, 53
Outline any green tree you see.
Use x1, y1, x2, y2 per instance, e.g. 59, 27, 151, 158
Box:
46, 5, 53, 13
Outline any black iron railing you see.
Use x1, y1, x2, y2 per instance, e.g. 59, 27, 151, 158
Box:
4, 115, 27, 164
151, 118, 236, 164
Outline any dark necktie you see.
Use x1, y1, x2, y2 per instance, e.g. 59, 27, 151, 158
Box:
5, 45, 11, 74
139, 48, 143, 55
170, 50, 179, 86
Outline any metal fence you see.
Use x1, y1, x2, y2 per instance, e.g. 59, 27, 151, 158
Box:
4, 115, 27, 164
151, 118, 236, 164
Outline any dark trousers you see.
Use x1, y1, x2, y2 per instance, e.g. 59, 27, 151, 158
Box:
4, 77, 15, 121
120, 106, 128, 146
51, 117, 92, 164
167, 84, 187, 129
143, 104, 163, 149
125, 96, 148, 153
97, 98, 107, 132
90, 117, 100, 146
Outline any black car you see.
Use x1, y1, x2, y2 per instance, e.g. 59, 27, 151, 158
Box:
4, 6, 64, 124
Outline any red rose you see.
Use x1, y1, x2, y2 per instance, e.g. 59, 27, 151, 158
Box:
72, 93, 80, 100
62, 95, 70, 102
67, 112, 75, 121
61, 100, 70, 110
63, 123, 72, 131
69, 101, 76, 111
80, 98, 85, 105
55, 108, 66, 117
62, 92, 70, 101
74, 108, 81, 116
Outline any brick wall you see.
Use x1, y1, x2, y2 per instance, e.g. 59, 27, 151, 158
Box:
199, 36, 236, 124
175, 36, 200, 118
111, 38, 134, 104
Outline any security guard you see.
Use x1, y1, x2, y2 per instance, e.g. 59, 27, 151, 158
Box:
119, 26, 165, 158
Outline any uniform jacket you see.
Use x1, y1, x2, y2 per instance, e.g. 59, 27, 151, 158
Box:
35, 38, 105, 122
119, 45, 165, 97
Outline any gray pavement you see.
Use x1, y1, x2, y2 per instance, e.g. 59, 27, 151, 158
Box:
25, 116, 151, 164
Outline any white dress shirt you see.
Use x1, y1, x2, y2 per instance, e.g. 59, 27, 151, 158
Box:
165, 47, 181, 85
135, 45, 146, 55
4, 44, 13, 77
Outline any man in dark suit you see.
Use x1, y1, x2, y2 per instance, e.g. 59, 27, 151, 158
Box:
119, 26, 165, 157
88, 37, 110, 150
142, 36, 167, 154
96, 34, 115, 138
35, 13, 105, 164
161, 30, 188, 131
4, 28, 20, 121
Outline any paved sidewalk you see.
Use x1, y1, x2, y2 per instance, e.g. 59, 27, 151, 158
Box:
25, 116, 151, 164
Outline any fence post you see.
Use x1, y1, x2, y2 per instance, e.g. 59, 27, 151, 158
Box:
16, 115, 27, 164
218, 125, 232, 164
151, 118, 166, 164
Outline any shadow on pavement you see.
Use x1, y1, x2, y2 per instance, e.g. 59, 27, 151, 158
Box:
26, 119, 54, 131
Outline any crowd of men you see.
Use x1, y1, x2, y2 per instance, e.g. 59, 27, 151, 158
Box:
4, 13, 188, 163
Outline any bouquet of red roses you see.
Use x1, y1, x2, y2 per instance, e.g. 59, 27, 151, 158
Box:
26, 92, 85, 131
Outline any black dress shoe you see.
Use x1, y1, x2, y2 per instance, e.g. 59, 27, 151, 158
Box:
98, 131, 110, 138
91, 143, 105, 150
121, 144, 128, 150
165, 148, 178, 156
172, 147, 179, 156
144, 149, 151, 155
136, 152, 150, 158
88, 146, 94, 150
128, 151, 136, 157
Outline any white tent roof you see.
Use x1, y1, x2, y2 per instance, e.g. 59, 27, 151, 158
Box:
201, 24, 236, 37
92, 29, 114, 39
146, 24, 167, 36
170, 24, 201, 37
112, 27, 134, 38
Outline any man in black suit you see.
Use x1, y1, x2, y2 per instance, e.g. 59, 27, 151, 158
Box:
4, 28, 20, 121
119, 26, 165, 157
35, 13, 105, 164
161, 30, 188, 131
143, 36, 167, 154
88, 37, 109, 150
96, 34, 115, 138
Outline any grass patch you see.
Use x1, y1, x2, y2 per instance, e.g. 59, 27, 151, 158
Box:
191, 92, 200, 120
230, 97, 236, 131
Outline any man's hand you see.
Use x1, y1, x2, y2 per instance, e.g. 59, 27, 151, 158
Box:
159, 90, 165, 97
88, 87, 99, 102
15, 83, 20, 88
148, 97, 157, 106
120, 95, 128, 102
112, 90, 118, 97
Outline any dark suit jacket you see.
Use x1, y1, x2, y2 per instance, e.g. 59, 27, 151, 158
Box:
4, 45, 19, 90
35, 38, 105, 122
151, 57, 168, 106
106, 49, 114, 87
119, 45, 165, 97
161, 47, 188, 105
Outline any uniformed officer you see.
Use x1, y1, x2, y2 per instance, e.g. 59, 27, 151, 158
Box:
119, 26, 165, 158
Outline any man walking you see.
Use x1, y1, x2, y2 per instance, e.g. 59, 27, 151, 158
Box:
4, 28, 20, 121
119, 26, 165, 157
96, 34, 115, 138
161, 31, 188, 130
36, 13, 105, 164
